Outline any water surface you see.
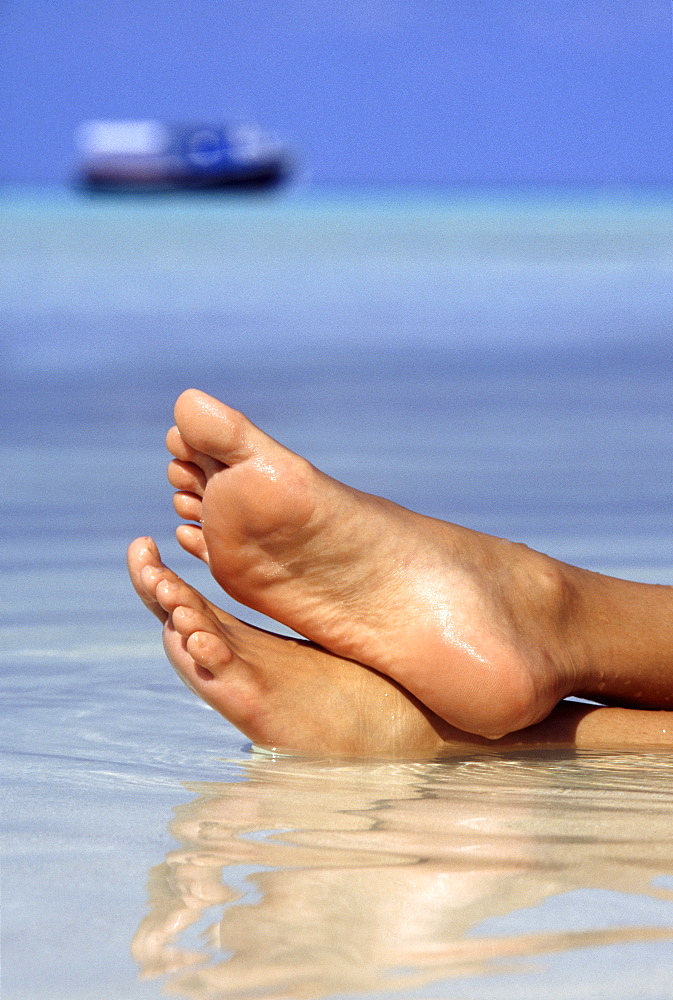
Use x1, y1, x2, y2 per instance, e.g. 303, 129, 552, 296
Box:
2, 186, 672, 999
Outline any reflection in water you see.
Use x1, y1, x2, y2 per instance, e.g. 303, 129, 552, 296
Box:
132, 751, 673, 999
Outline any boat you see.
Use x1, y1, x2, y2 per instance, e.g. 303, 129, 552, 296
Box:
75, 120, 290, 192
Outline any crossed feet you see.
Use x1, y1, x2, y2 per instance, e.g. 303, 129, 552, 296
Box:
163, 389, 586, 739
129, 389, 673, 755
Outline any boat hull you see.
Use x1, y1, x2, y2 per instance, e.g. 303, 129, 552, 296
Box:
75, 120, 291, 193
79, 159, 288, 193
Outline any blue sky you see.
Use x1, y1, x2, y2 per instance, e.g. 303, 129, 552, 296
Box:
1, 0, 672, 185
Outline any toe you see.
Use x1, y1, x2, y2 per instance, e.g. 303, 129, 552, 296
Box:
167, 459, 206, 495
166, 427, 224, 478
127, 536, 160, 586
173, 490, 203, 523
174, 389, 271, 467
165, 425, 195, 462
170, 604, 217, 639
127, 537, 169, 623
155, 576, 207, 616
186, 630, 233, 672
176, 523, 210, 563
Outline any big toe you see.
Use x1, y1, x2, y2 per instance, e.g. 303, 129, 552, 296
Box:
174, 389, 275, 467
127, 536, 160, 581
127, 537, 169, 621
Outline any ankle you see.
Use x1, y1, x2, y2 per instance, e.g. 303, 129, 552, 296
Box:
504, 543, 590, 701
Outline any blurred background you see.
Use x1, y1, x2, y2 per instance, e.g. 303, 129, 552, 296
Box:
2, 0, 672, 677
1, 0, 672, 187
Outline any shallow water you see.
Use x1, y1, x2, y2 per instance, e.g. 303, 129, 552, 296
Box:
2, 186, 672, 999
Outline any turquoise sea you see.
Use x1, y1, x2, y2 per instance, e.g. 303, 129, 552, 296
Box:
2, 186, 672, 1000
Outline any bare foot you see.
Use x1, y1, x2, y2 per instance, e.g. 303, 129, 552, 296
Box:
128, 537, 459, 757
128, 539, 673, 755
165, 389, 586, 738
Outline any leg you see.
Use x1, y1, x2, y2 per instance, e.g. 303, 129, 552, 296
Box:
166, 390, 673, 738
128, 538, 673, 754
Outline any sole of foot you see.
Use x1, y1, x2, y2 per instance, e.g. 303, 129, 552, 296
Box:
165, 390, 584, 739
127, 537, 473, 758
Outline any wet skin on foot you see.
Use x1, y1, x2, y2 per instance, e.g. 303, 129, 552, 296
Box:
128, 540, 673, 755
127, 537, 461, 757
165, 389, 588, 739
